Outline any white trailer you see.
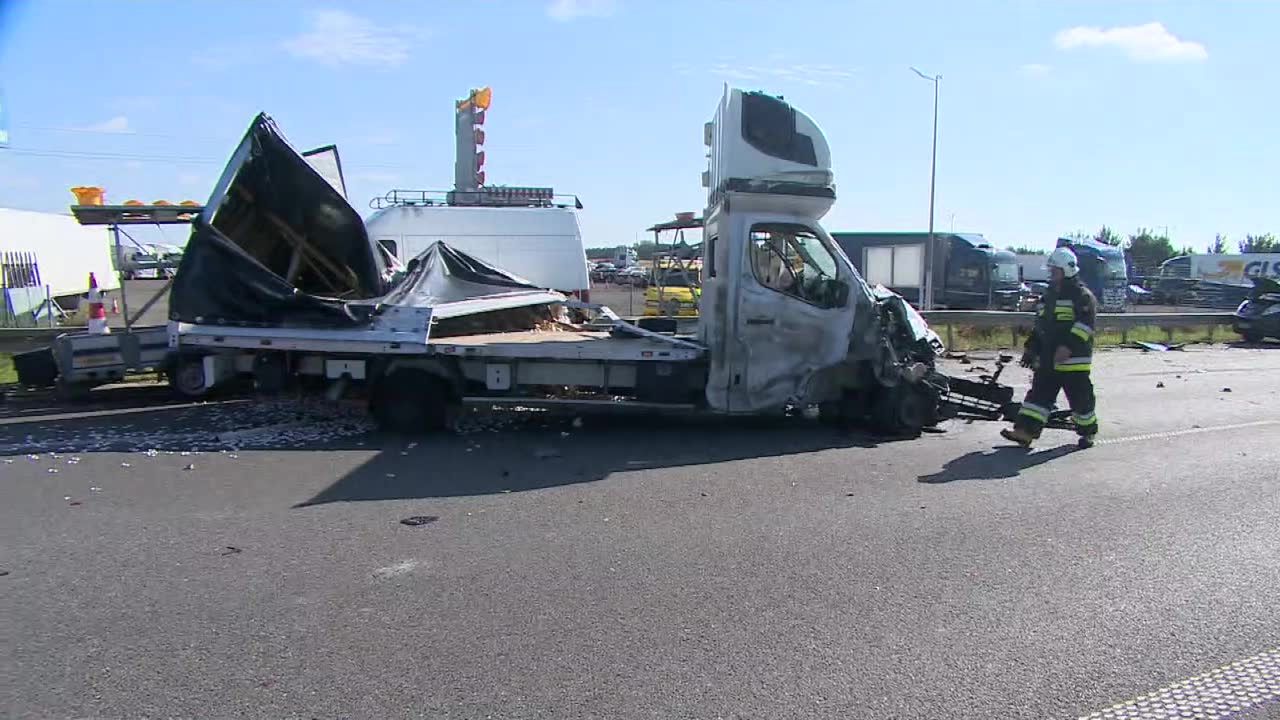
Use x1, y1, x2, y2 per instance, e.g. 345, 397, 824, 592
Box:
0, 207, 119, 299
134, 90, 949, 435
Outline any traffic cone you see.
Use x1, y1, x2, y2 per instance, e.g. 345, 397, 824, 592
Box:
86, 272, 110, 335
111, 297, 120, 315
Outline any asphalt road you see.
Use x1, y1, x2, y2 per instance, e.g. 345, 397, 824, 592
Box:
2, 345, 1279, 719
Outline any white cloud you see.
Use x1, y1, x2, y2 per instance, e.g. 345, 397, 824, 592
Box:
77, 116, 131, 133
547, 0, 617, 22
1054, 22, 1207, 63
705, 61, 857, 87
282, 10, 420, 67
1020, 63, 1052, 78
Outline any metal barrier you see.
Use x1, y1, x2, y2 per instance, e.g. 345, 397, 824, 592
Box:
0, 311, 1241, 356
920, 310, 1237, 347
0, 327, 66, 354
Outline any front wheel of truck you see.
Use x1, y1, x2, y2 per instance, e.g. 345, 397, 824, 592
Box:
871, 383, 936, 437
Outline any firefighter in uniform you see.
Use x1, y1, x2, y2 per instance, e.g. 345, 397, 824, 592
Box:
1001, 247, 1100, 448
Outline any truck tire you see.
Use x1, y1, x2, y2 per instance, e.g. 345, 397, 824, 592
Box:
370, 370, 453, 434
168, 355, 210, 399
871, 384, 935, 437
1241, 330, 1264, 344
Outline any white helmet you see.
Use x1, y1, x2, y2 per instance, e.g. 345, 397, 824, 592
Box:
1046, 247, 1080, 278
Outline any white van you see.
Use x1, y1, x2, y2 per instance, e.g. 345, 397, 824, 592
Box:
364, 204, 591, 300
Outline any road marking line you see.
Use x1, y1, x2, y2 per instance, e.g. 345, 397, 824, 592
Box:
1080, 647, 1280, 719
1098, 420, 1280, 446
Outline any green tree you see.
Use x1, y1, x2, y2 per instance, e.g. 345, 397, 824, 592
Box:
1238, 233, 1279, 253
1093, 225, 1124, 247
1125, 228, 1178, 274
1207, 234, 1227, 254
1006, 246, 1045, 255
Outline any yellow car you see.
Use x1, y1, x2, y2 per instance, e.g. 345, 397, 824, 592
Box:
643, 268, 700, 317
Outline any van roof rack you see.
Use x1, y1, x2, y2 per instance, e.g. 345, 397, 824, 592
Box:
369, 188, 582, 211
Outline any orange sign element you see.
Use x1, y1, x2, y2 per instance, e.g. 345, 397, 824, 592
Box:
70, 186, 105, 205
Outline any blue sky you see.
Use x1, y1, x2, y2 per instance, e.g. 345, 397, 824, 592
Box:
1, 0, 1277, 252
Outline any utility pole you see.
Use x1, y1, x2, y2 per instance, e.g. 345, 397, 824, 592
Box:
911, 67, 941, 310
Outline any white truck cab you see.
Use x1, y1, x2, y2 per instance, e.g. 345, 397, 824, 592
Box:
698, 88, 889, 415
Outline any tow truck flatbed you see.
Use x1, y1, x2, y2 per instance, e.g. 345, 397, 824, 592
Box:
432, 328, 702, 361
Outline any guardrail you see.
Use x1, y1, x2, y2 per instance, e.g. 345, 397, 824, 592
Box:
2, 311, 1240, 356
0, 327, 66, 354
920, 310, 1237, 347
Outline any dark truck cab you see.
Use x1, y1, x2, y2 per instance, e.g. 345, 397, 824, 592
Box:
1056, 237, 1129, 312
831, 232, 1025, 310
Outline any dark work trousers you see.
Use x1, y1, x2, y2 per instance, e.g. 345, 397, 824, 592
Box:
1013, 369, 1098, 438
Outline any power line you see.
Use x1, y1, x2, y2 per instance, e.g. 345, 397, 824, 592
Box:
0, 145, 411, 169
12, 122, 228, 142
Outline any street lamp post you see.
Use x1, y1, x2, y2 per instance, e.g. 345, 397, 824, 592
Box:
911, 67, 941, 310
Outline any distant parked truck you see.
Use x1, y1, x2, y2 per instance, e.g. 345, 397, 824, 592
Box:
1158, 253, 1280, 285
612, 246, 638, 269
1055, 237, 1129, 312
1014, 253, 1049, 283
831, 232, 1025, 310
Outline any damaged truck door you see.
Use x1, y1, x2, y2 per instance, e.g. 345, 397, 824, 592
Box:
718, 215, 853, 413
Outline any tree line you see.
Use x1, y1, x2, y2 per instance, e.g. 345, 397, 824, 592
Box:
1007, 227, 1279, 274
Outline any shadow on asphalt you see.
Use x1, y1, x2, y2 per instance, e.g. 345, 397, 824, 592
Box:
916, 443, 1078, 484
0, 387, 919, 502
295, 413, 891, 505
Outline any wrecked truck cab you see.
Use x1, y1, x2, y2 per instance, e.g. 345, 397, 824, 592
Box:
697, 87, 946, 431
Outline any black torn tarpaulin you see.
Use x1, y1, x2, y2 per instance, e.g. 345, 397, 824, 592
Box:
170, 113, 388, 328
170, 113, 565, 333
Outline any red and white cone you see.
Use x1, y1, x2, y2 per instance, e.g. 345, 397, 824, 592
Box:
87, 272, 111, 335
111, 297, 120, 315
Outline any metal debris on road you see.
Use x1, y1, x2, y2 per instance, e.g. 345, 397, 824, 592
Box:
399, 515, 439, 527
220, 546, 242, 555
1222, 387, 1233, 393
47, 468, 58, 474
183, 464, 195, 471
1156, 381, 1165, 388
120, 462, 131, 468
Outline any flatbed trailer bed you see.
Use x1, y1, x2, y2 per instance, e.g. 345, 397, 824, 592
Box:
432, 328, 702, 361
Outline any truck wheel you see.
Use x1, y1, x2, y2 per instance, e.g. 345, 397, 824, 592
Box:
1241, 331, 1264, 344
168, 356, 210, 399
371, 370, 453, 434
871, 384, 934, 436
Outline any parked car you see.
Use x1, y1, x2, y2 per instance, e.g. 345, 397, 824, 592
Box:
617, 266, 649, 287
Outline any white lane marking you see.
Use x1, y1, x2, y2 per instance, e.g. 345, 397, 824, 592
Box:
372, 560, 418, 579
1098, 420, 1280, 446
1080, 647, 1280, 719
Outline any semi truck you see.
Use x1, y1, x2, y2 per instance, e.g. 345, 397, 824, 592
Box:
831, 232, 1025, 310
1055, 237, 1129, 312
37, 88, 979, 436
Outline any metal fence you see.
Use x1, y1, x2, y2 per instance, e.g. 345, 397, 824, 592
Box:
1, 251, 56, 329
